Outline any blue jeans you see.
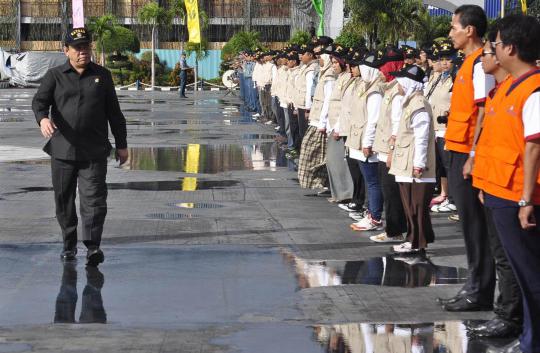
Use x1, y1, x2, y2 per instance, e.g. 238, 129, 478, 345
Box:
238, 73, 245, 100
179, 72, 187, 96
358, 160, 383, 221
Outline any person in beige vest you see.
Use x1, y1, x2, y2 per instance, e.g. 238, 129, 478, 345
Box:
281, 52, 301, 153
388, 65, 436, 255
257, 51, 276, 123
369, 47, 409, 243
298, 48, 335, 189
251, 53, 264, 118
325, 47, 355, 203
271, 52, 288, 141
293, 44, 319, 145
346, 51, 386, 232
427, 41, 458, 214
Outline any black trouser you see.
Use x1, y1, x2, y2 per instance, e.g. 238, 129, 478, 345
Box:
51, 158, 108, 251
378, 162, 407, 236
484, 207, 523, 325
179, 71, 187, 96
447, 151, 495, 304
346, 156, 365, 208
297, 108, 309, 144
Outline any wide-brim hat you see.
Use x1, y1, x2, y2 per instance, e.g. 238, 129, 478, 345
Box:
382, 46, 403, 63
298, 44, 316, 55
438, 40, 457, 58
389, 64, 425, 83
360, 50, 385, 68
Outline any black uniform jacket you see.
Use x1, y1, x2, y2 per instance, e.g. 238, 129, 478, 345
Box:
32, 60, 127, 161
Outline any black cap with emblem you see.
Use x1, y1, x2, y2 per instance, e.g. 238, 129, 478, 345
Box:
389, 64, 426, 83
65, 27, 92, 46
360, 50, 385, 68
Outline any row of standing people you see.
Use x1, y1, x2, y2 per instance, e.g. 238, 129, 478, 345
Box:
235, 7, 540, 353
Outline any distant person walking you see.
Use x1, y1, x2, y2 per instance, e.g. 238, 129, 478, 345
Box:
31, 27, 128, 267
179, 53, 191, 98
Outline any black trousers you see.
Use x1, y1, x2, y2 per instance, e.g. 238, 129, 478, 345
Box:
447, 151, 495, 303
486, 194, 540, 353
297, 108, 309, 144
51, 158, 108, 251
378, 162, 407, 236
346, 156, 365, 208
484, 207, 523, 324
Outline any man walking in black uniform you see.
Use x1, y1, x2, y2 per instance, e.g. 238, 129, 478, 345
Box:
32, 27, 128, 267
179, 52, 190, 98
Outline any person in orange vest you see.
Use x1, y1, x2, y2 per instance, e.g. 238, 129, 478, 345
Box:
467, 26, 523, 340
472, 15, 540, 353
438, 5, 497, 312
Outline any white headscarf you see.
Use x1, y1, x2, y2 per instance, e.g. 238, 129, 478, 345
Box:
359, 64, 380, 83
319, 53, 333, 78
396, 76, 424, 103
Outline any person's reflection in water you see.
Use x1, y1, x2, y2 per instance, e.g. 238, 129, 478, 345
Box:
54, 263, 106, 324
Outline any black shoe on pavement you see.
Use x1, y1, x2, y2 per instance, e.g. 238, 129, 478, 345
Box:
470, 318, 521, 338
486, 339, 522, 353
442, 297, 493, 312
86, 248, 105, 267
60, 249, 77, 262
436, 289, 468, 305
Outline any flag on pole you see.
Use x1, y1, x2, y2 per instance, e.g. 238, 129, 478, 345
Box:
185, 0, 201, 43
72, 0, 85, 28
520, 0, 527, 13
311, 0, 324, 36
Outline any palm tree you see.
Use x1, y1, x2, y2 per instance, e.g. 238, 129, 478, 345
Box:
88, 14, 117, 66
137, 1, 173, 89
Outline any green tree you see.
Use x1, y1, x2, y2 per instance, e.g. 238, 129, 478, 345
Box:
413, 12, 451, 45
137, 1, 173, 88
99, 25, 140, 56
88, 14, 117, 66
221, 31, 263, 61
335, 20, 366, 47
288, 30, 311, 46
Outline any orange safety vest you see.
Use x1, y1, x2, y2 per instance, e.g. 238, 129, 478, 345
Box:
445, 47, 483, 153
472, 69, 540, 204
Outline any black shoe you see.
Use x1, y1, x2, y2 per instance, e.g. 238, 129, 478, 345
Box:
442, 297, 493, 312
436, 289, 468, 305
60, 249, 77, 262
181, 95, 187, 98
470, 318, 521, 338
486, 339, 522, 353
86, 248, 105, 267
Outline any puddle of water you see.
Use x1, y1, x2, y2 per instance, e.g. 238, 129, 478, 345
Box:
288, 255, 467, 289
0, 117, 26, 122
126, 119, 211, 126
117, 143, 287, 173
313, 321, 513, 353
0, 245, 300, 327
0, 343, 33, 353
3, 179, 240, 196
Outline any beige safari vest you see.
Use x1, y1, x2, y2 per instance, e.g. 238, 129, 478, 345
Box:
309, 68, 336, 126
271, 65, 287, 98
429, 74, 453, 132
373, 80, 400, 154
292, 60, 318, 109
344, 77, 384, 150
327, 72, 353, 130
283, 66, 299, 106
337, 76, 361, 137
389, 92, 436, 179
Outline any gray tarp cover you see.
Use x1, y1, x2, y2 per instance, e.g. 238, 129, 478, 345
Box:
0, 49, 66, 87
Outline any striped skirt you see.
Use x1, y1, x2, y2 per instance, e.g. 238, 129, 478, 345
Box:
298, 125, 328, 189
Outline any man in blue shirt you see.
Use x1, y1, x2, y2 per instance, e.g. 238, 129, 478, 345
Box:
179, 53, 190, 98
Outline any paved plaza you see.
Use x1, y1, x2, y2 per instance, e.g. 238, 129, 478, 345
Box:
0, 89, 511, 352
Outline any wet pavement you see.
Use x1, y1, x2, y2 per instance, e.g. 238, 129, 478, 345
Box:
0, 89, 498, 352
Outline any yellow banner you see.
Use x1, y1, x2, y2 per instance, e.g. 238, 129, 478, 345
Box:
520, 0, 527, 13
185, 0, 201, 44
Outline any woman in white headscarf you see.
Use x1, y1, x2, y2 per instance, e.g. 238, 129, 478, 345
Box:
388, 65, 436, 255
298, 51, 336, 189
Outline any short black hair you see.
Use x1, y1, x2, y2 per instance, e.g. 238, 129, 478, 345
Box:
498, 14, 540, 63
454, 5, 488, 38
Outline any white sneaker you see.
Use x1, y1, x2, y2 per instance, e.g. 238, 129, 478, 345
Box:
351, 215, 383, 231
252, 113, 261, 117
339, 203, 362, 212
392, 241, 412, 252
369, 232, 405, 243
265, 120, 274, 125
432, 199, 457, 213
349, 210, 368, 221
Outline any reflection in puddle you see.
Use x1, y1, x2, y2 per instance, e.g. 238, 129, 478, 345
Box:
285, 253, 467, 288
145, 213, 199, 219
314, 321, 511, 353
170, 202, 224, 209
119, 143, 287, 173
126, 119, 211, 126
0, 117, 26, 122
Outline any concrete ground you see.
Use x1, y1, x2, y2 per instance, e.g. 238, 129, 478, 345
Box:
0, 89, 510, 352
